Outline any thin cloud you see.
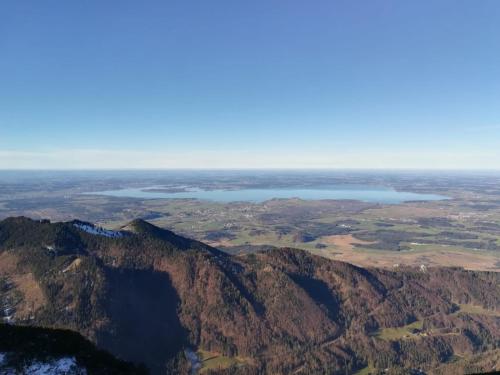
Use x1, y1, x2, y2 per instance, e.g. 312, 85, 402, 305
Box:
1, 149, 499, 170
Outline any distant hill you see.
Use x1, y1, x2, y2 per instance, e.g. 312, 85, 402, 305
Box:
0, 217, 499, 374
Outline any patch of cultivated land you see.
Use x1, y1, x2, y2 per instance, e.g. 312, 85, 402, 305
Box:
197, 350, 249, 373
455, 304, 500, 317
353, 364, 376, 375
374, 320, 424, 341
318, 234, 375, 251
324, 245, 500, 272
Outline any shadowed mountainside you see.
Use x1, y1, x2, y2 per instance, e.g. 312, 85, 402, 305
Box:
0, 323, 147, 374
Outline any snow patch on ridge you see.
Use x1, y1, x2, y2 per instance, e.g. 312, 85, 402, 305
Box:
0, 354, 87, 374
73, 222, 123, 238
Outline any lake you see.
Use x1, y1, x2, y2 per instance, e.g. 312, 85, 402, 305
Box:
86, 185, 449, 204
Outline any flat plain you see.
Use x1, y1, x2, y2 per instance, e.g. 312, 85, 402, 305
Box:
1, 170, 499, 272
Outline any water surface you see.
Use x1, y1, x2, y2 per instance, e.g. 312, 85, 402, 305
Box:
86, 185, 448, 204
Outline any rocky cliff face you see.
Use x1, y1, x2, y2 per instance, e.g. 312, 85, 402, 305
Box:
1, 217, 499, 374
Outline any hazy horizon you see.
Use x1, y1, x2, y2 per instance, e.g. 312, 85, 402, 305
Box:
2, 167, 500, 172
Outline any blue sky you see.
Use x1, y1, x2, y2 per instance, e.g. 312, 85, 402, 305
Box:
1, 0, 499, 169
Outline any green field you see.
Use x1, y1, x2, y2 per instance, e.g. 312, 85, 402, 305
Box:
353, 364, 377, 375
455, 304, 500, 317
197, 350, 248, 373
375, 320, 424, 341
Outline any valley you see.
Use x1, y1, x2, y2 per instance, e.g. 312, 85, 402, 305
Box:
1, 171, 500, 272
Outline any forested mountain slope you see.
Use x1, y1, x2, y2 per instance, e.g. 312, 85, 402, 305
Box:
0, 217, 499, 374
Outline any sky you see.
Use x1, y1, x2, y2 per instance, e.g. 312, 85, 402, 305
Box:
1, 0, 500, 169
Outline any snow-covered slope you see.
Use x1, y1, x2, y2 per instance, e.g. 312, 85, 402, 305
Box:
0, 354, 87, 374
73, 222, 123, 238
